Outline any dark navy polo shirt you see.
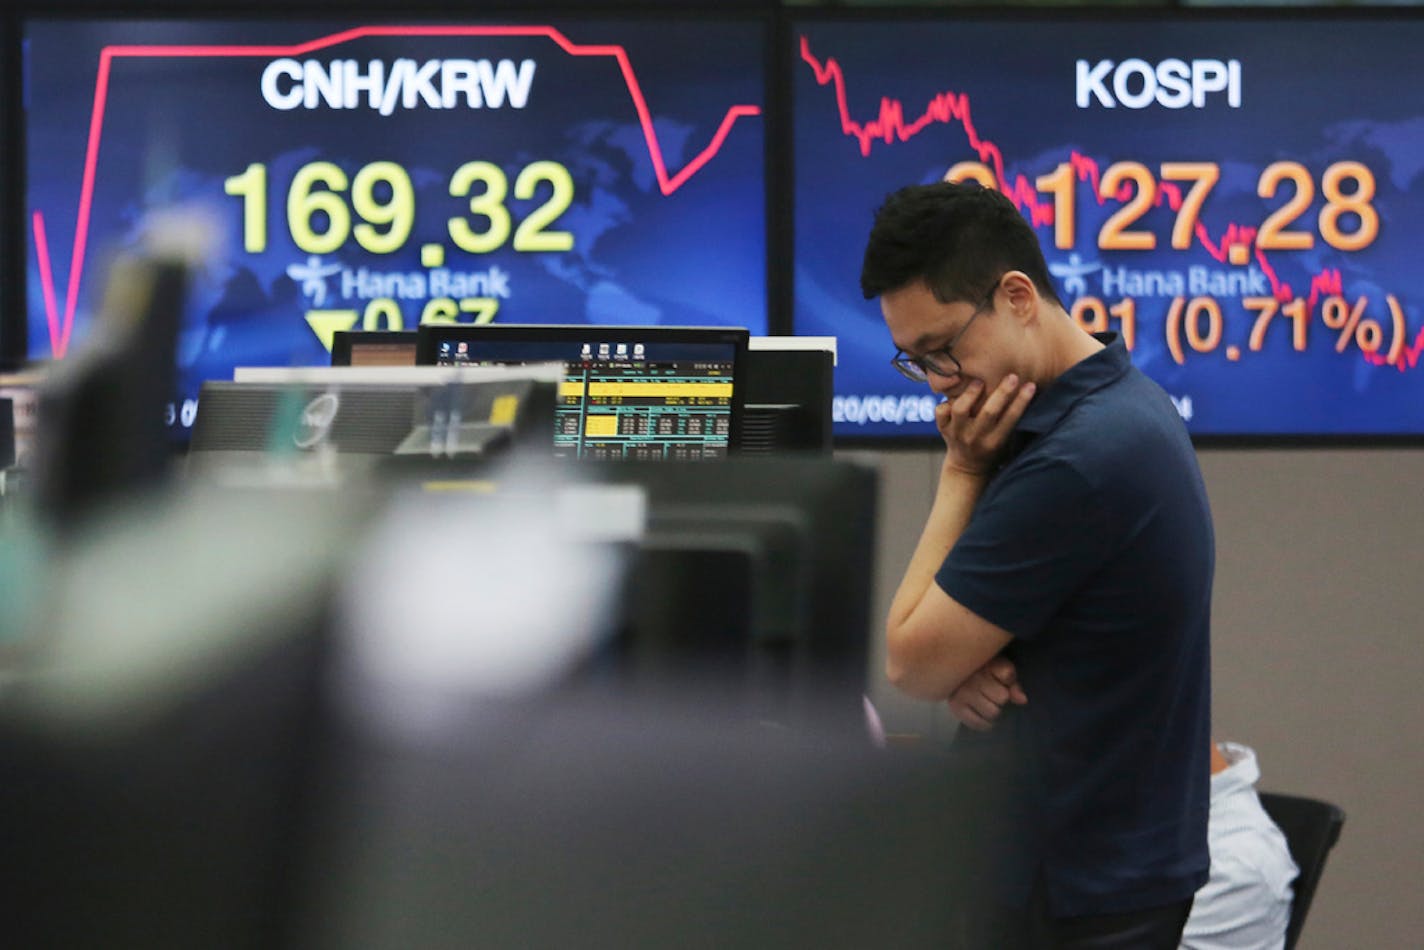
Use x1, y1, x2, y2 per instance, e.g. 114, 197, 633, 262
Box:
936, 333, 1213, 918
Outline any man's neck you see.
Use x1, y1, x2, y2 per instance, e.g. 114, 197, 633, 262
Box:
1040, 309, 1106, 383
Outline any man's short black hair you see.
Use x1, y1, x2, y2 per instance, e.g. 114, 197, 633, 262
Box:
860, 181, 1063, 308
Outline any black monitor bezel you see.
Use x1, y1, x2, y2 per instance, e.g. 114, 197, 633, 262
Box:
416, 322, 750, 456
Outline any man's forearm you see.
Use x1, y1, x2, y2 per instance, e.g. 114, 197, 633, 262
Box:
882, 376, 1032, 699
887, 463, 985, 634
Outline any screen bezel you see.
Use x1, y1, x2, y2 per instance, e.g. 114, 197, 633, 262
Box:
1, 10, 21, 371
416, 322, 750, 455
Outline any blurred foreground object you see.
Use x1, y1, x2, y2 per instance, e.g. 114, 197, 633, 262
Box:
0, 459, 993, 948
27, 222, 205, 532
186, 364, 562, 489
0, 483, 369, 947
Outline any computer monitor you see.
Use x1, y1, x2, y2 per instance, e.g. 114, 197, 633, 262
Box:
418, 324, 748, 460
575, 456, 878, 723
330, 331, 419, 368
741, 336, 836, 455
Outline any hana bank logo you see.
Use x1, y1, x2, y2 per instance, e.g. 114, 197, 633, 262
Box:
287, 255, 343, 307
1049, 254, 1103, 299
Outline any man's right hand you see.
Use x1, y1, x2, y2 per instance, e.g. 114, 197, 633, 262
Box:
946, 656, 1027, 731
936, 375, 1035, 477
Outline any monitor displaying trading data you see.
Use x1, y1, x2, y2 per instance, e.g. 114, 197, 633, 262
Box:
421, 324, 746, 459
792, 13, 1424, 440
23, 17, 767, 439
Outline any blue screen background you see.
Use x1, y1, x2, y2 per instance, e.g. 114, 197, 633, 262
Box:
793, 17, 1424, 439
24, 18, 766, 435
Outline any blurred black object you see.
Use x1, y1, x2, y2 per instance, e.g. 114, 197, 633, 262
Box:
1, 612, 334, 948
578, 457, 877, 726
293, 689, 982, 950
740, 345, 835, 455
0, 485, 368, 949
28, 252, 187, 531
0, 478, 998, 950
5, 655, 983, 949
1, 395, 14, 469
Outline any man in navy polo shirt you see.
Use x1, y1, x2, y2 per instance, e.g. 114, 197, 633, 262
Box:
860, 181, 1213, 948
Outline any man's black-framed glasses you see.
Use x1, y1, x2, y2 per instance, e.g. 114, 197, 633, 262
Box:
890, 279, 1000, 383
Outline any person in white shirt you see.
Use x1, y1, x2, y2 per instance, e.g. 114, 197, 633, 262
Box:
1181, 741, 1299, 950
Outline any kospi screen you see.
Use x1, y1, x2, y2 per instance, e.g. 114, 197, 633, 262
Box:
23, 17, 767, 436
793, 14, 1424, 440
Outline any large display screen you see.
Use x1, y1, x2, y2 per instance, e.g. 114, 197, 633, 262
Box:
793, 14, 1424, 440
23, 17, 766, 436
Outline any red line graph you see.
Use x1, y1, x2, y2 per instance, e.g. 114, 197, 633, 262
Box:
33, 25, 762, 358
800, 35, 1423, 373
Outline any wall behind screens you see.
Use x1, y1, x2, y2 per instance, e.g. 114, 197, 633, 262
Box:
19, 11, 768, 438
792, 11, 1424, 442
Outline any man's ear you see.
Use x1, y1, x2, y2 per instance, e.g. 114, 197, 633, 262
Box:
999, 270, 1039, 323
